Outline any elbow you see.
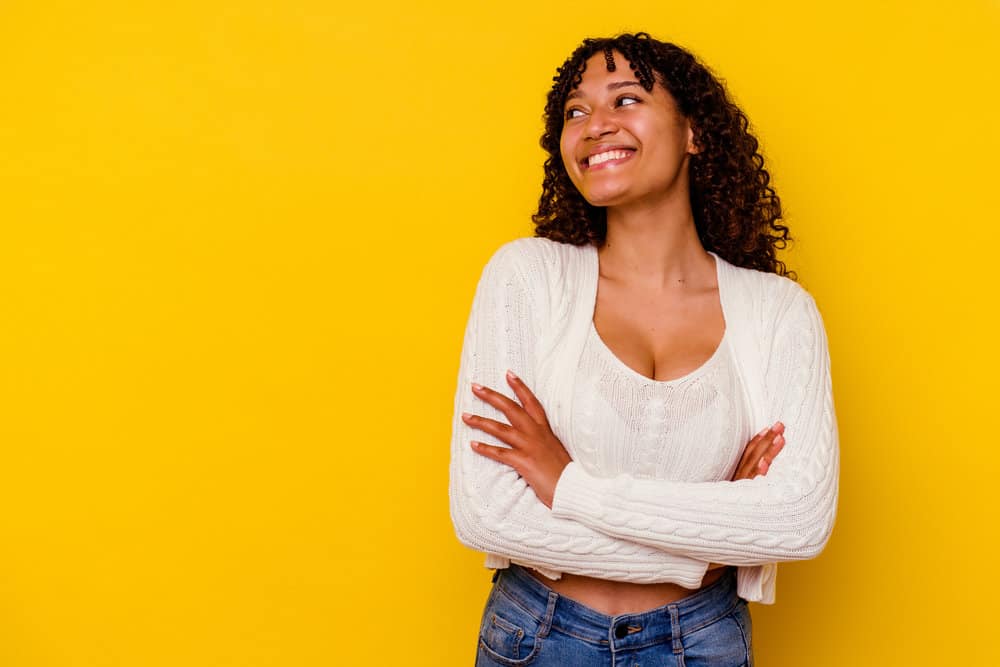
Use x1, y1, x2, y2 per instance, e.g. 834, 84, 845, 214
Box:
449, 490, 491, 553
764, 464, 838, 562
803, 479, 839, 559
805, 505, 838, 559
449, 493, 474, 547
449, 459, 488, 552
791, 522, 834, 561
452, 517, 485, 553
776, 499, 838, 562
741, 479, 837, 564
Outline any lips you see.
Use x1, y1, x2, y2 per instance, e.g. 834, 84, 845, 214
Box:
582, 147, 636, 170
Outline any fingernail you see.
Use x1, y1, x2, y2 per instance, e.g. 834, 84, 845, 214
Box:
773, 435, 784, 446
471, 383, 483, 391
757, 426, 770, 437
461, 412, 471, 420
506, 369, 518, 381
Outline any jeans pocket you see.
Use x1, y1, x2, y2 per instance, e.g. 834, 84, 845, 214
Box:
477, 586, 543, 666
678, 601, 753, 667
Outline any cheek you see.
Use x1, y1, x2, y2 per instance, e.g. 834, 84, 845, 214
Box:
559, 133, 582, 182
558, 134, 572, 168
646, 121, 689, 157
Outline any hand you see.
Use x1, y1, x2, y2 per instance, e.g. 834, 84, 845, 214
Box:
707, 422, 786, 571
461, 370, 572, 509
730, 422, 785, 481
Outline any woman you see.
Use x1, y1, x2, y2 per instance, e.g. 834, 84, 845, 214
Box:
450, 32, 839, 666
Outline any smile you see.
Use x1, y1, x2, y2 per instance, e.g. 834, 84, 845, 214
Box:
584, 149, 635, 170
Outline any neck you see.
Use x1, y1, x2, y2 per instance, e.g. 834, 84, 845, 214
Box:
600, 187, 712, 289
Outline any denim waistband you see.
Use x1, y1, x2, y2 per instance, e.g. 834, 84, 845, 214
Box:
493, 564, 741, 649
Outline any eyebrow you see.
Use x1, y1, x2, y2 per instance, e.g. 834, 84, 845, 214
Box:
565, 80, 643, 103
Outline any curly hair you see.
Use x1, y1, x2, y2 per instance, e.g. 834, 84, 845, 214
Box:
532, 32, 794, 278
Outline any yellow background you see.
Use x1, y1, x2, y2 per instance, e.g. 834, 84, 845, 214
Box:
1, 1, 997, 664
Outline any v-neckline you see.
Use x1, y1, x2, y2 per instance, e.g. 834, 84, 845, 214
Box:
585, 248, 729, 385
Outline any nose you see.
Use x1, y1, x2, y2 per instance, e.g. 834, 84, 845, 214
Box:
584, 106, 618, 140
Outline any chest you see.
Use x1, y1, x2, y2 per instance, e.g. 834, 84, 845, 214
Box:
567, 324, 752, 482
531, 246, 764, 483
592, 278, 725, 383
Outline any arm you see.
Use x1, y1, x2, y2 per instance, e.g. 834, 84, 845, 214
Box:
449, 240, 711, 585
550, 286, 840, 566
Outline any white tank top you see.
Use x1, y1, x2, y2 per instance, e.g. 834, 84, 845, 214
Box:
570, 321, 754, 482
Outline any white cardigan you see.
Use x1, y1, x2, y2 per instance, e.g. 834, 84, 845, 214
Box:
449, 237, 839, 604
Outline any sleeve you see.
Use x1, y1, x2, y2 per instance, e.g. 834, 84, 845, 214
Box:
549, 286, 840, 566
448, 240, 712, 586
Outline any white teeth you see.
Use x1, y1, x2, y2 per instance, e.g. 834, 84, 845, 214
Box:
587, 149, 632, 167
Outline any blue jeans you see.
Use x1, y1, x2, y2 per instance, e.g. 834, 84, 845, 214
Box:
475, 564, 753, 667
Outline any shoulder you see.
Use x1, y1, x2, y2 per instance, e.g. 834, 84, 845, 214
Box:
716, 254, 825, 329
483, 236, 592, 283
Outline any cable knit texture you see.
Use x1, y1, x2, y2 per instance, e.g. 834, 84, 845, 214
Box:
448, 237, 839, 604
574, 321, 751, 484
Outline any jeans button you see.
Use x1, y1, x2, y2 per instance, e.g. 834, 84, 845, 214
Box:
615, 624, 628, 639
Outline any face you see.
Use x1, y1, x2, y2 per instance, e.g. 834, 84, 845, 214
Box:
559, 50, 698, 209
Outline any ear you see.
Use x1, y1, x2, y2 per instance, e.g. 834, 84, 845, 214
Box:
686, 122, 700, 155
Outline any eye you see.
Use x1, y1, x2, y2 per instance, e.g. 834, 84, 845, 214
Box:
616, 94, 641, 107
565, 107, 585, 120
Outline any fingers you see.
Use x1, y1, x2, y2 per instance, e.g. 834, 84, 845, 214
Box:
757, 432, 785, 475
463, 373, 548, 453
505, 370, 549, 425
470, 440, 520, 467
748, 422, 784, 473
470, 378, 534, 430
732, 422, 785, 481
461, 411, 515, 444
734, 427, 769, 479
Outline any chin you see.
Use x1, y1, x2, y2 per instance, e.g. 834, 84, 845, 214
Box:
581, 187, 631, 208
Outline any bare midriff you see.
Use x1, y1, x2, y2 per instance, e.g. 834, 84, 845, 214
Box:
525, 565, 734, 616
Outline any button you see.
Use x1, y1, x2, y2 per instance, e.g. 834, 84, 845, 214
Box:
615, 624, 628, 639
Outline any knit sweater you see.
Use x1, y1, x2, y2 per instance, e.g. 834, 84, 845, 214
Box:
448, 237, 839, 604
573, 314, 753, 499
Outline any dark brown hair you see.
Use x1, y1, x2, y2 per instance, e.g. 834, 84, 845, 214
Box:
533, 32, 794, 278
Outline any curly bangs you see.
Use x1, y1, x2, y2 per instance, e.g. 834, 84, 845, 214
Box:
532, 32, 794, 278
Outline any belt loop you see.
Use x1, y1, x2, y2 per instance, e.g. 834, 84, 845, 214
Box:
668, 604, 683, 655
538, 591, 558, 638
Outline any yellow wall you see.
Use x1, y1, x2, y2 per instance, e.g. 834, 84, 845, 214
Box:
1, 1, 997, 664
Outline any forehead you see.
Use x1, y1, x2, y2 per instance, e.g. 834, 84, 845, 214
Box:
584, 50, 635, 78
565, 50, 658, 102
